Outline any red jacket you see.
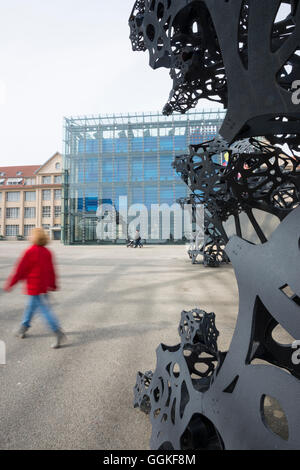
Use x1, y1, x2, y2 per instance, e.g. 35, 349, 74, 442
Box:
5, 245, 57, 296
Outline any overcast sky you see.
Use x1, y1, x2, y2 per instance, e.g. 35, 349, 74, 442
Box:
0, 0, 223, 166
0, 1, 289, 166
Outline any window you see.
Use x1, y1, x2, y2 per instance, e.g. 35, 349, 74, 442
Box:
0, 172, 6, 177
42, 224, 50, 230
24, 225, 35, 237
25, 191, 36, 202
25, 178, 36, 186
54, 206, 61, 218
54, 189, 62, 200
6, 192, 20, 202
0, 208, 1, 217
43, 176, 51, 184
0, 192, 2, 202
42, 190, 51, 201
42, 206, 51, 218
24, 207, 36, 219
6, 178, 23, 185
6, 208, 20, 219
54, 175, 62, 184
16, 171, 23, 176
6, 225, 19, 236
55, 162, 61, 170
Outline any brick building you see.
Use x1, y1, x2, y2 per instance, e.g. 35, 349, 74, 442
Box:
0, 152, 62, 240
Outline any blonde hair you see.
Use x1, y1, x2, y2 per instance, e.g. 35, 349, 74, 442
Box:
31, 228, 49, 247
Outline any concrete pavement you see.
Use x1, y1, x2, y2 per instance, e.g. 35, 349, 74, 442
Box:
0, 241, 247, 449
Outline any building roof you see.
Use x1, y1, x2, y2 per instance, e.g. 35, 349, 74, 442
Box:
65, 109, 226, 128
0, 165, 40, 179
35, 152, 61, 175
0, 156, 61, 190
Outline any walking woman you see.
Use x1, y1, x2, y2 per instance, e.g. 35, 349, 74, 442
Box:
4, 228, 66, 349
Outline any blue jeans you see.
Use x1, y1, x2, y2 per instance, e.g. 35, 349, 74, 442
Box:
22, 295, 60, 333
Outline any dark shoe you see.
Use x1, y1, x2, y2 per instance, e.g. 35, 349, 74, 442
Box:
16, 325, 29, 339
51, 329, 67, 349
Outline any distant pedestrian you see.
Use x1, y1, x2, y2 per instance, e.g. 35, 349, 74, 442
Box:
134, 229, 142, 248
4, 228, 66, 349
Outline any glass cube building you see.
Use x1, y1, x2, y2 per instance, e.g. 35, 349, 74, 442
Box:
62, 110, 225, 244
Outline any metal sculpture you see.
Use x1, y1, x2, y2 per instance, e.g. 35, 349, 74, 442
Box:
223, 139, 300, 220
130, 0, 300, 450
175, 137, 300, 264
174, 142, 237, 265
129, 0, 300, 146
129, 0, 300, 264
134, 208, 300, 450
178, 193, 230, 266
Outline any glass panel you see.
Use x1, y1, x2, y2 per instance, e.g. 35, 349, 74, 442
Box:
175, 185, 188, 200
85, 158, 99, 183
132, 156, 143, 182
159, 135, 174, 151
160, 155, 174, 181
144, 156, 158, 181
85, 189, 98, 213
115, 132, 128, 153
85, 218, 97, 242
114, 156, 128, 182
145, 185, 158, 208
132, 186, 143, 205
160, 185, 174, 205
131, 137, 143, 152
103, 158, 113, 182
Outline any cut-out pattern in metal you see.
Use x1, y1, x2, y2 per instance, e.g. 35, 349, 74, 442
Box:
202, 226, 230, 267
134, 208, 300, 449
178, 193, 230, 267
175, 138, 300, 259
223, 139, 300, 221
130, 0, 300, 451
134, 370, 153, 414
129, 0, 300, 145
178, 309, 219, 351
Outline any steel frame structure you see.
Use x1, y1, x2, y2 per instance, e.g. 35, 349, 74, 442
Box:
63, 110, 225, 244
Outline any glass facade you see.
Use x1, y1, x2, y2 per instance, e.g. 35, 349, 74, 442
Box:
63, 110, 225, 244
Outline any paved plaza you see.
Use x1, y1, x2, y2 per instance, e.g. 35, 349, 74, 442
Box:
0, 241, 261, 449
